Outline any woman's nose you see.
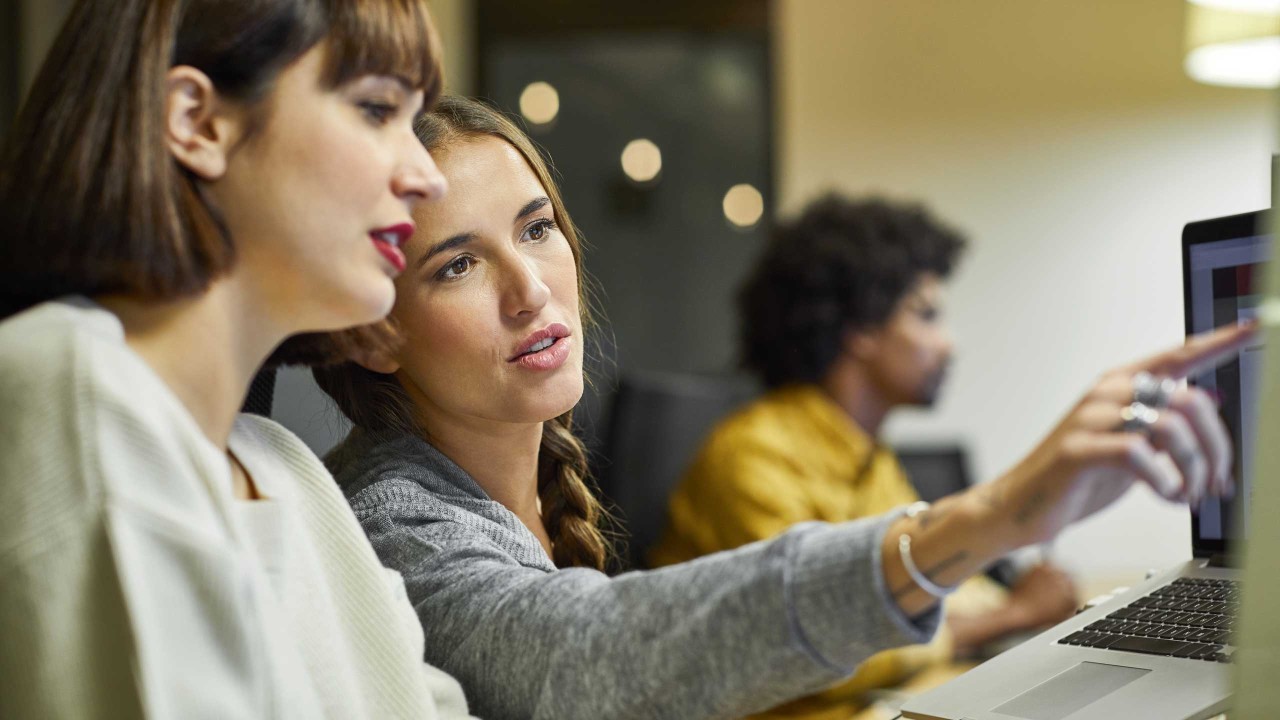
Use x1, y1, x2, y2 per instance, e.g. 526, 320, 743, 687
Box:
394, 141, 447, 206
502, 255, 551, 318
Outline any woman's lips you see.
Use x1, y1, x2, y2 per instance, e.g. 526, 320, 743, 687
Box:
512, 336, 572, 371
371, 236, 406, 273
370, 223, 414, 274
511, 323, 571, 359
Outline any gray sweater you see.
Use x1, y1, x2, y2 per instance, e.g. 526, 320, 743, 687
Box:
328, 430, 941, 720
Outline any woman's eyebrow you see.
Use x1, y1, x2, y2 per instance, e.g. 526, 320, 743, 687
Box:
514, 197, 550, 222
417, 233, 475, 268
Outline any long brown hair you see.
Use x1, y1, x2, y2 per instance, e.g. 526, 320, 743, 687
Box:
0, 0, 442, 368
315, 96, 613, 571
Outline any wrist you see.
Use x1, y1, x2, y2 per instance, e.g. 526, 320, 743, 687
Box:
962, 479, 1023, 558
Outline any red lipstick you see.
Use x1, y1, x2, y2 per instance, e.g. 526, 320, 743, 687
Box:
370, 222, 414, 274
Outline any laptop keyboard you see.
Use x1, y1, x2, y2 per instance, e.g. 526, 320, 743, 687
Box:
1057, 577, 1238, 663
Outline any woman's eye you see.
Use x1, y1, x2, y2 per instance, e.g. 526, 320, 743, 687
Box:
522, 219, 557, 243
359, 100, 398, 124
438, 256, 474, 279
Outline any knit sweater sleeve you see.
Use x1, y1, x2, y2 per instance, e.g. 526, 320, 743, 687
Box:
346, 473, 940, 720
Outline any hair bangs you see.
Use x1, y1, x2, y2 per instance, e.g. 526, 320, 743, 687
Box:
322, 0, 444, 106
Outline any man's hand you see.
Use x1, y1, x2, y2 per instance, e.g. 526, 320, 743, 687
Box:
1006, 563, 1078, 630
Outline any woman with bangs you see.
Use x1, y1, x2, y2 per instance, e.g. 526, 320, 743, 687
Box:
0, 1, 476, 717
317, 96, 1254, 719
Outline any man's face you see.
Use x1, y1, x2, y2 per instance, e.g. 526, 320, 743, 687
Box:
859, 273, 954, 408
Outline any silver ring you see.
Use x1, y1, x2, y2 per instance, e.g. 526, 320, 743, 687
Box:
1120, 402, 1160, 435
1132, 371, 1177, 409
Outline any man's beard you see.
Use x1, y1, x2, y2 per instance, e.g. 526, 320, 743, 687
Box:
912, 365, 950, 407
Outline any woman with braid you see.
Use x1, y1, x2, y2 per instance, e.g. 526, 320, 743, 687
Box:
317, 96, 1253, 720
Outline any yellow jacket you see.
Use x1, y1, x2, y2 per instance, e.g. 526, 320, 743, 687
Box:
650, 385, 1004, 720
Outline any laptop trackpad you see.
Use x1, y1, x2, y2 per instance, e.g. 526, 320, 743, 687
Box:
992, 662, 1151, 720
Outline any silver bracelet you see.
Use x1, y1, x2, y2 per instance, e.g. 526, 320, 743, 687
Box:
898, 501, 960, 599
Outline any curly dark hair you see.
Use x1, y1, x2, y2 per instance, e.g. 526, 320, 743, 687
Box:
738, 194, 967, 388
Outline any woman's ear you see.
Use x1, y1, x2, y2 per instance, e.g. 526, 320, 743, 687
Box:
353, 348, 401, 375
164, 65, 241, 181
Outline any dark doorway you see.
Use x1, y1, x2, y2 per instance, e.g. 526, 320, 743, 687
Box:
477, 0, 774, 458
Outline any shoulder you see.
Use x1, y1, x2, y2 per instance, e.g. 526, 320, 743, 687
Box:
0, 300, 224, 556
0, 298, 132, 402
0, 297, 187, 458
0, 299, 188, 441
697, 389, 815, 466
325, 434, 477, 541
327, 433, 557, 571
327, 431, 486, 511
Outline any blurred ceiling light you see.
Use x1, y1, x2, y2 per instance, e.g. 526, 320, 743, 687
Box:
519, 81, 560, 125
620, 139, 663, 183
722, 184, 764, 229
1185, 0, 1280, 87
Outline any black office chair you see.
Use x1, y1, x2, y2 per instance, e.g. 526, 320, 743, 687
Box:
242, 368, 277, 417
597, 370, 758, 570
895, 444, 973, 504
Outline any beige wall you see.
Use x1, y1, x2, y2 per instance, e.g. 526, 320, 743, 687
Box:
776, 0, 1275, 585
427, 0, 474, 95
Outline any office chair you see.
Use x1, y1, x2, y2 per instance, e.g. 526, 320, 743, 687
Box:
242, 368, 277, 417
597, 370, 757, 569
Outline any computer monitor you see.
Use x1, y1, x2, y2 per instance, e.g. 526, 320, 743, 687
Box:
1182, 210, 1269, 560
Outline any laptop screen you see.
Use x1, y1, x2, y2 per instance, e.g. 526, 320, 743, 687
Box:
1183, 211, 1270, 556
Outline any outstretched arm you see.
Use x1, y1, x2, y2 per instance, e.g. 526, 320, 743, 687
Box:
880, 321, 1254, 619
353, 490, 941, 720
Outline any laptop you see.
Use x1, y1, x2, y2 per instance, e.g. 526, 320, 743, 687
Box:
900, 209, 1270, 720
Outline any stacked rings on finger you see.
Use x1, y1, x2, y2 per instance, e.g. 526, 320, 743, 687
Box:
1132, 371, 1177, 408
1119, 402, 1160, 435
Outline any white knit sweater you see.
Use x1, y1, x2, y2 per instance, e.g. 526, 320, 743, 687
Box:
0, 298, 473, 719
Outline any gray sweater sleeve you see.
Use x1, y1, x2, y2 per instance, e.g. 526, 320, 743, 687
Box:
335, 437, 940, 720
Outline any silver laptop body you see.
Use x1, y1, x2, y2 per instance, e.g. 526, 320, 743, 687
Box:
901, 210, 1269, 720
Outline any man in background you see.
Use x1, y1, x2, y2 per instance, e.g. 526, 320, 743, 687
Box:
650, 194, 1078, 720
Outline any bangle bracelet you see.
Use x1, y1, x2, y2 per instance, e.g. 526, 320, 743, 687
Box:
898, 501, 959, 599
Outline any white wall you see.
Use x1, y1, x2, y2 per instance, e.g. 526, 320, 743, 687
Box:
776, 0, 1275, 587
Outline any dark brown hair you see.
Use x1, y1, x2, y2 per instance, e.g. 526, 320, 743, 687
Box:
314, 96, 613, 571
0, 0, 443, 365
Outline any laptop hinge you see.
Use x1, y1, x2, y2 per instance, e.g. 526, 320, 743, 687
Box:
1207, 553, 1233, 568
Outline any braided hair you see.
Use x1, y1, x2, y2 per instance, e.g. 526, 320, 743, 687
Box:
314, 96, 611, 570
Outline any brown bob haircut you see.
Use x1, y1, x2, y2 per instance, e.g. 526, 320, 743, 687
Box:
0, 0, 442, 364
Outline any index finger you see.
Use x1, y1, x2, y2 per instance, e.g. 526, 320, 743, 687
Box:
1125, 320, 1259, 379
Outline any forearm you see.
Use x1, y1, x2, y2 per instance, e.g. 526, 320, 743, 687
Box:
881, 480, 1030, 619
